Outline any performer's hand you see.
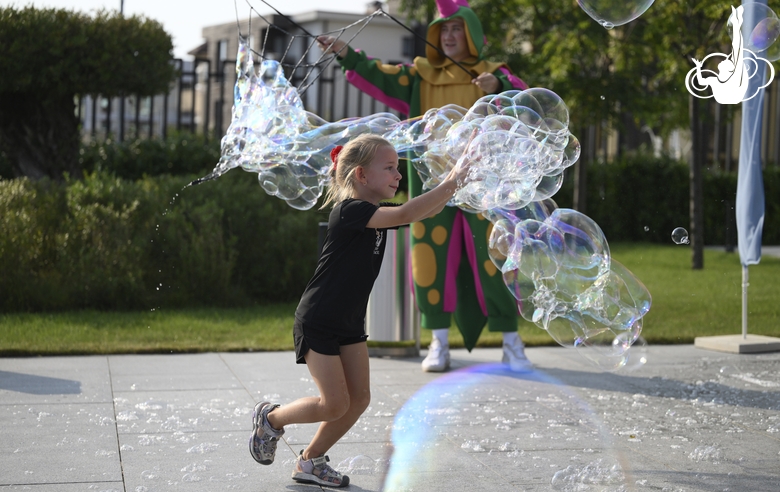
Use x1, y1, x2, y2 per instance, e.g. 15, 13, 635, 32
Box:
472, 72, 500, 93
316, 36, 348, 57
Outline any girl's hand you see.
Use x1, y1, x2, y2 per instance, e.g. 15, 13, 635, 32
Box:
446, 129, 478, 187
317, 36, 348, 57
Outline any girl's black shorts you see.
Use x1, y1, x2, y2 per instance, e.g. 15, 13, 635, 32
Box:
293, 318, 368, 364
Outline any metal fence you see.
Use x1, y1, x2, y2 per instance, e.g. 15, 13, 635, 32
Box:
77, 56, 780, 172
77, 58, 403, 143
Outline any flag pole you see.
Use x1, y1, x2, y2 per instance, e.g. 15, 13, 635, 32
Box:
742, 265, 748, 339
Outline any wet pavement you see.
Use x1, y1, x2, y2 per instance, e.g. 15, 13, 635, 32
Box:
1, 345, 779, 491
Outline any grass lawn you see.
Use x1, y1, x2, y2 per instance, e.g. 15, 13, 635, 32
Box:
1, 244, 778, 356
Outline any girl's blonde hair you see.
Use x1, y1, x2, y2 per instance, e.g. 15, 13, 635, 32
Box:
320, 134, 395, 209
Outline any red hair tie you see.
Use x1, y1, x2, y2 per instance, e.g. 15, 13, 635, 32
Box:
330, 145, 344, 171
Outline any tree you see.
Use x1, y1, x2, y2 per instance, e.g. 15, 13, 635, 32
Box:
400, 0, 739, 269
626, 0, 732, 269
0, 7, 176, 180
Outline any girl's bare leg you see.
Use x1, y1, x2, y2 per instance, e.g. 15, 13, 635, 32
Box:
266, 350, 352, 430
263, 343, 370, 458
304, 342, 371, 460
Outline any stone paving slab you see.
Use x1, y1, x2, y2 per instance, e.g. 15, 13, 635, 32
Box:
0, 345, 778, 491
0, 356, 111, 405
0, 401, 122, 486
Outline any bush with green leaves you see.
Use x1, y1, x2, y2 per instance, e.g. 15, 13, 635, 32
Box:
78, 132, 221, 179
557, 156, 780, 245
0, 171, 323, 312
2, 154, 778, 312
0, 6, 175, 180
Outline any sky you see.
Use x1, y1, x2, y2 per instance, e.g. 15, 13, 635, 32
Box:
0, 0, 366, 58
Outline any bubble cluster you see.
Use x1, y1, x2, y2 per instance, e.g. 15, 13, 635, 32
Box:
388, 90, 581, 211
194, 35, 401, 210
196, 36, 579, 212
577, 0, 655, 29
486, 201, 652, 371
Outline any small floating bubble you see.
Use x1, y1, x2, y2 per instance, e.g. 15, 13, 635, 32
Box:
671, 227, 690, 244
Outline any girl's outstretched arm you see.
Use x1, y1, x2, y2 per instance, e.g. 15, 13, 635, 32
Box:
365, 163, 469, 229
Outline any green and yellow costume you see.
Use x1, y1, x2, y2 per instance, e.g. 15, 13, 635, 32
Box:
336, 3, 528, 350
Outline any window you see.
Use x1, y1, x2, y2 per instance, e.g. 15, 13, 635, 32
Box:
217, 39, 229, 62
402, 36, 414, 58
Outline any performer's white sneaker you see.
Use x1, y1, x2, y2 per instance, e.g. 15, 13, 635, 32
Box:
502, 337, 533, 372
421, 338, 450, 372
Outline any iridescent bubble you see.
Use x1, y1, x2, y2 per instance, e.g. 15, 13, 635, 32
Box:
763, 35, 780, 61
577, 0, 655, 29
383, 363, 630, 490
750, 17, 780, 52
671, 227, 689, 245
487, 202, 651, 371
728, 2, 780, 53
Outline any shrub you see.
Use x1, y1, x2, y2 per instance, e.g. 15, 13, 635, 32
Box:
79, 132, 221, 179
558, 156, 780, 245
0, 171, 322, 312
2, 154, 778, 312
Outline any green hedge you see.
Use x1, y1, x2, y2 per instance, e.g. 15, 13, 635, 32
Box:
0, 171, 324, 312
557, 156, 780, 245
78, 132, 221, 180
2, 152, 779, 312
0, 133, 221, 181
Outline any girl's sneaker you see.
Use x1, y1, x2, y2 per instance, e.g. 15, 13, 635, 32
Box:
291, 451, 350, 488
249, 401, 284, 465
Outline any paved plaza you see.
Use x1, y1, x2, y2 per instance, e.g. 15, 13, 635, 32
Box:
1, 344, 779, 491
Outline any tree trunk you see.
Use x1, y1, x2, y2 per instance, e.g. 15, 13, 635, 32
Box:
689, 95, 704, 269
0, 93, 81, 180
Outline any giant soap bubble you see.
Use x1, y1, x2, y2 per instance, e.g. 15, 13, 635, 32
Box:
194, 36, 580, 212
383, 363, 633, 490
730, 1, 780, 61
486, 203, 652, 371
192, 35, 402, 210
577, 0, 655, 29
389, 90, 581, 212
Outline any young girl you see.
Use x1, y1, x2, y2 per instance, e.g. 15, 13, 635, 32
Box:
248, 134, 471, 487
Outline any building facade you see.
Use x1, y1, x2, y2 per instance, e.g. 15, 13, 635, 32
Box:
194, 3, 415, 136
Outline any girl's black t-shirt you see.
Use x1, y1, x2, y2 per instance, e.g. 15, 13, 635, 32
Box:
294, 199, 398, 336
